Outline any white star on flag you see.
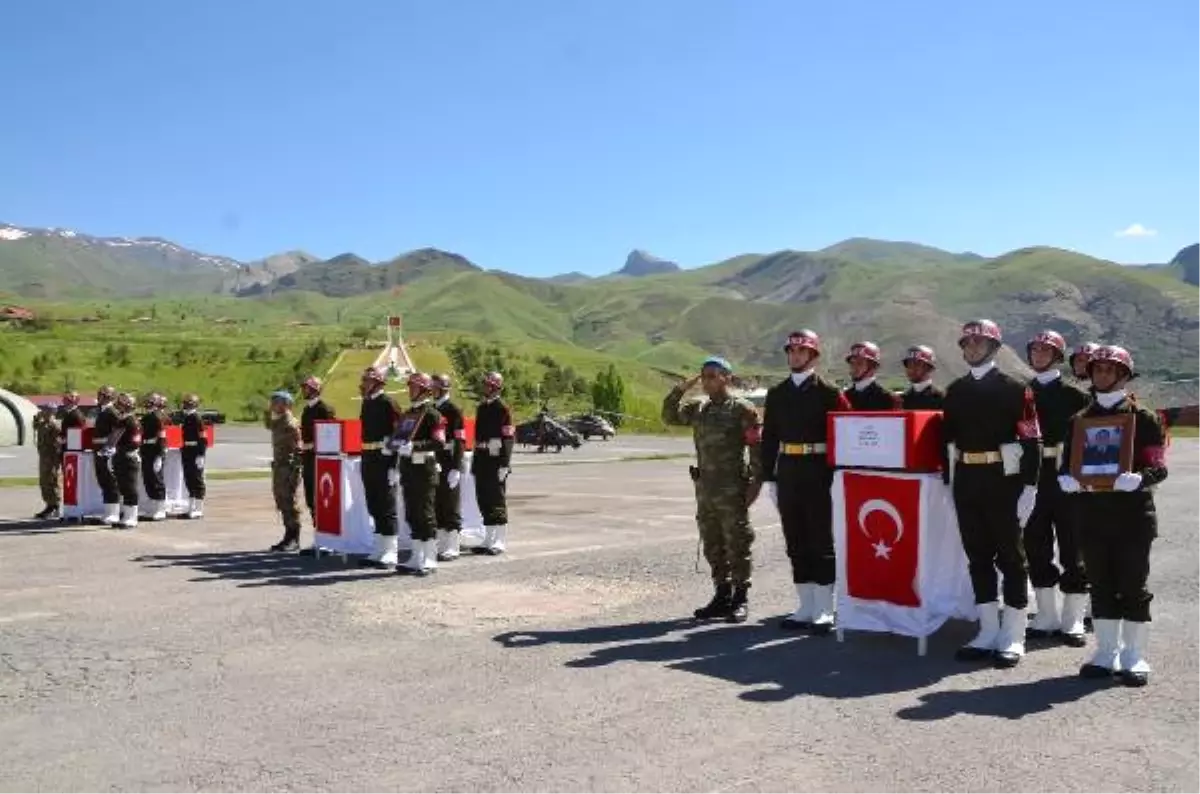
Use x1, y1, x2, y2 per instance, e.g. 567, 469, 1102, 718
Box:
873, 539, 892, 559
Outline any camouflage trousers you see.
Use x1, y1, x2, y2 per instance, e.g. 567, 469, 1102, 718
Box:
272, 462, 302, 536
695, 477, 754, 587
39, 455, 61, 507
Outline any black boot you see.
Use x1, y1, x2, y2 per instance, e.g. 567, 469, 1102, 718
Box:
270, 527, 301, 553
727, 584, 750, 624
693, 583, 732, 620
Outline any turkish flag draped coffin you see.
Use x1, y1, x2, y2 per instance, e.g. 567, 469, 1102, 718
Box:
314, 457, 343, 535
832, 470, 976, 639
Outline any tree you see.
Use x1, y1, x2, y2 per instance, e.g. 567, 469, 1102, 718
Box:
591, 365, 627, 427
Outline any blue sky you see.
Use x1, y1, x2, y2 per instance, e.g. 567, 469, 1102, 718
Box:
2, 1, 1196, 275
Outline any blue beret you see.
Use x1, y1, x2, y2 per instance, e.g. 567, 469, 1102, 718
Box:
702, 356, 732, 373
270, 390, 293, 403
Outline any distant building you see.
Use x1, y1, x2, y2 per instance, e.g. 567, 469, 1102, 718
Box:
0, 387, 37, 446
0, 305, 35, 322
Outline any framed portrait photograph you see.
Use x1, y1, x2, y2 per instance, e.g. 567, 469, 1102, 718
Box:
1070, 413, 1136, 490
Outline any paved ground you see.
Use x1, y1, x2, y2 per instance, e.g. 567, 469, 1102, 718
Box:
0, 442, 1196, 792
0, 429, 692, 478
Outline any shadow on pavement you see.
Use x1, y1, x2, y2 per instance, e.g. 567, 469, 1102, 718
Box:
132, 549, 406, 588
0, 516, 105, 535
494, 615, 1083, 707
895, 674, 1111, 721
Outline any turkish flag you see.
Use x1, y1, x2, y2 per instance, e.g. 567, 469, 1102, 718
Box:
843, 472, 922, 607
63, 452, 79, 506
314, 457, 342, 535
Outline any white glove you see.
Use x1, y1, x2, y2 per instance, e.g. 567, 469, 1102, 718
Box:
387, 468, 400, 487
498, 467, 510, 482
447, 470, 461, 490
396, 442, 414, 458
1114, 472, 1143, 492
1016, 485, 1037, 528
1057, 474, 1081, 494
767, 482, 778, 508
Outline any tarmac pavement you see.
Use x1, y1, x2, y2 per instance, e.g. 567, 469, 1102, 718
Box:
0, 441, 1196, 792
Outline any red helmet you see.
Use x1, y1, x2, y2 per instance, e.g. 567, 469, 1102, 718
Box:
783, 329, 821, 355
483, 371, 504, 390
181, 393, 200, 409
62, 391, 80, 408
902, 345, 937, 369
97, 385, 116, 402
432, 373, 452, 390
116, 391, 136, 409
361, 367, 387, 385
1026, 330, 1067, 362
958, 319, 1002, 348
301, 376, 323, 397
845, 341, 881, 366
1088, 345, 1136, 379
407, 372, 433, 391
1069, 341, 1100, 367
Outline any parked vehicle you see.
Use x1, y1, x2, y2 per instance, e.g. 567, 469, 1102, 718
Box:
566, 413, 616, 440
515, 415, 582, 452
169, 409, 227, 425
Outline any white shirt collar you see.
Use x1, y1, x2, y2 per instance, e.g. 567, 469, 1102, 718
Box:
1034, 369, 1061, 385
969, 361, 997, 380
910, 379, 933, 392
853, 376, 876, 391
307, 397, 320, 407
1096, 390, 1127, 409
436, 396, 449, 407
790, 370, 813, 387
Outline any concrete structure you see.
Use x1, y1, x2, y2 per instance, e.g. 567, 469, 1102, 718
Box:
0, 387, 37, 447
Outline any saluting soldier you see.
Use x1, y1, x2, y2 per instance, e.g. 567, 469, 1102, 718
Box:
760, 330, 852, 634
299, 376, 336, 550
432, 373, 467, 561
359, 367, 403, 569
471, 371, 515, 555
91, 385, 122, 526
395, 373, 449, 576
267, 391, 305, 552
1022, 331, 1092, 646
1058, 346, 1166, 687
139, 393, 170, 521
33, 403, 62, 519
942, 319, 1043, 668
662, 357, 763, 623
111, 393, 143, 529
842, 341, 901, 411
179, 394, 208, 519
899, 345, 945, 410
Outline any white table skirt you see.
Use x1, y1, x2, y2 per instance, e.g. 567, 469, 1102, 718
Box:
62, 450, 189, 520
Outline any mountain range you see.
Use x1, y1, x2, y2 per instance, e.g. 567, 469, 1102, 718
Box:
1, 220, 1196, 385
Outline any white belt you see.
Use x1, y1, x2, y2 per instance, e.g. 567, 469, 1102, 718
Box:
410, 452, 429, 465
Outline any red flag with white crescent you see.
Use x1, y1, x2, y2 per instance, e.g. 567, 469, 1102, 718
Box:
844, 471, 922, 607
63, 452, 79, 506
315, 457, 342, 535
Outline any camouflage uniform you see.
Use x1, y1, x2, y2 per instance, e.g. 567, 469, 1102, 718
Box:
33, 410, 62, 514
662, 383, 763, 616
270, 410, 303, 542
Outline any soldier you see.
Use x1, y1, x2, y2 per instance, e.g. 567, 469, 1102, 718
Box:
662, 357, 763, 623
942, 319, 1042, 668
395, 372, 448, 576
899, 345, 945, 410
760, 330, 852, 634
111, 393, 143, 529
1058, 345, 1166, 687
58, 391, 86, 449
91, 385, 122, 526
299, 375, 336, 552
471, 371, 515, 555
179, 394, 208, 519
139, 393, 170, 521
432, 373, 467, 561
358, 367, 402, 569
843, 341, 902, 411
1022, 330, 1092, 646
33, 403, 62, 519
267, 391, 304, 552
1069, 342, 1100, 384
